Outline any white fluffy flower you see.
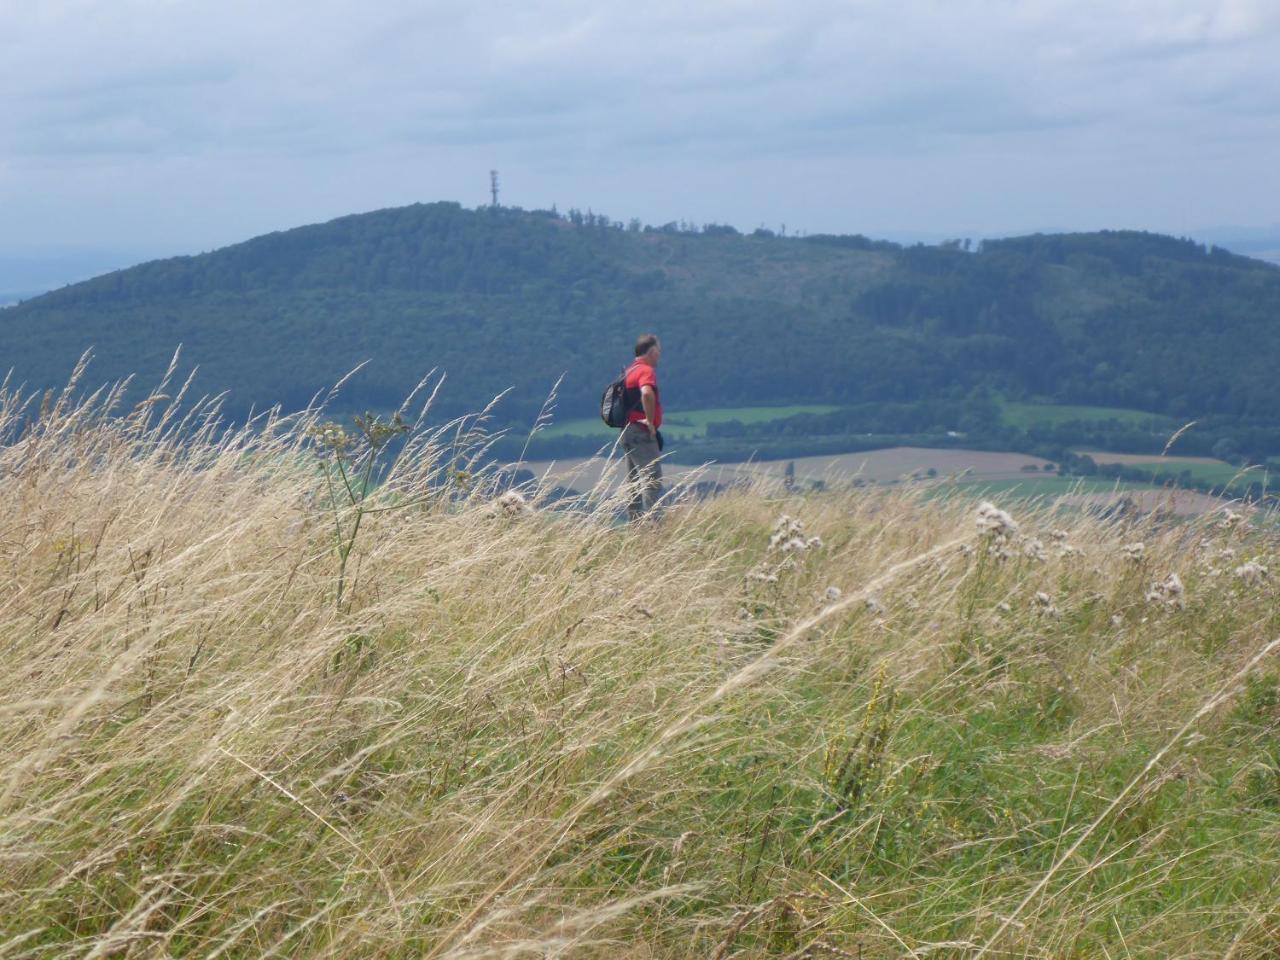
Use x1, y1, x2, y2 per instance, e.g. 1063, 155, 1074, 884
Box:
1219, 508, 1245, 529
769, 515, 806, 550
1032, 592, 1059, 617
1121, 542, 1146, 563
1146, 572, 1186, 609
976, 501, 1018, 540
780, 536, 810, 554
495, 490, 531, 516
1234, 561, 1268, 585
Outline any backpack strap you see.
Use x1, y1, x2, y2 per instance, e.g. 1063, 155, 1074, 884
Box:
621, 363, 643, 413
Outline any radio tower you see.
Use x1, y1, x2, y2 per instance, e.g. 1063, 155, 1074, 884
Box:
489, 170, 499, 208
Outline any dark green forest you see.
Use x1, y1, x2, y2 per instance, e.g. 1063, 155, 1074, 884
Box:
4, 201, 1280, 461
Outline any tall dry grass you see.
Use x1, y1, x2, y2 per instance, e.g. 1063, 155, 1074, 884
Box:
1, 367, 1279, 958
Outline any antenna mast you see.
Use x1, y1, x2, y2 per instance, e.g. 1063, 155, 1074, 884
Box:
490, 170, 499, 207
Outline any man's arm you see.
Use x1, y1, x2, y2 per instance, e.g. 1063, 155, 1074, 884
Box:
640, 385, 658, 437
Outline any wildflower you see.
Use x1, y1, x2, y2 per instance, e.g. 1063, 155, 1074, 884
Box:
1203, 546, 1239, 577
996, 601, 1012, 614
958, 543, 975, 557
746, 570, 779, 585
780, 537, 810, 554
309, 422, 353, 457
1022, 538, 1047, 562
495, 490, 531, 517
1146, 572, 1185, 610
1032, 591, 1059, 617
1121, 542, 1145, 563
864, 596, 883, 614
805, 536, 824, 550
976, 501, 1018, 540
768, 514, 805, 549
1234, 561, 1268, 585
1049, 529, 1069, 542
1219, 508, 1245, 529
823, 586, 843, 602
1110, 614, 1123, 628
1057, 544, 1085, 558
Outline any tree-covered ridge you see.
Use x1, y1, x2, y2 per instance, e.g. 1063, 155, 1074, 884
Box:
3, 201, 1278, 432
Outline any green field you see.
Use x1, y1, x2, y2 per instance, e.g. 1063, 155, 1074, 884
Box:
539, 404, 842, 440
532, 401, 1264, 500
950, 475, 1149, 498
1084, 456, 1271, 489
1144, 462, 1263, 487
541, 400, 1171, 441
1001, 400, 1171, 429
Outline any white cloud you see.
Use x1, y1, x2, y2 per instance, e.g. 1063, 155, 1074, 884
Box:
0, 0, 1277, 251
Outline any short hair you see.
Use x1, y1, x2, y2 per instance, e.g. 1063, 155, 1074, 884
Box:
634, 334, 660, 357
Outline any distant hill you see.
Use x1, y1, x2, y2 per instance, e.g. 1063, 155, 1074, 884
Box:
3, 202, 1280, 433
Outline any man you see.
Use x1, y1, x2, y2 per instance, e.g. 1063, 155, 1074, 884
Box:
621, 333, 664, 521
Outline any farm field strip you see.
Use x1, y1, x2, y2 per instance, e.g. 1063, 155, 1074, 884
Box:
539, 400, 1176, 444
537, 404, 842, 439
522, 446, 1056, 491
1073, 450, 1227, 466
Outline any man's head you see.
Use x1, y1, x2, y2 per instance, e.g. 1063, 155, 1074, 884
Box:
634, 333, 661, 366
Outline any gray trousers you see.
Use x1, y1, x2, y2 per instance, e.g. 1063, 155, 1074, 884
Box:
621, 423, 664, 521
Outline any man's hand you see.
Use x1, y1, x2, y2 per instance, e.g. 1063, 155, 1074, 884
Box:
640, 385, 658, 438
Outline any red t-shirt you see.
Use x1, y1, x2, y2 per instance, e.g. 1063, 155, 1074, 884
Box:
624, 359, 662, 428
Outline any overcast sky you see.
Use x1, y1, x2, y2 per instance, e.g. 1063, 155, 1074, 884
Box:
2, 0, 1278, 268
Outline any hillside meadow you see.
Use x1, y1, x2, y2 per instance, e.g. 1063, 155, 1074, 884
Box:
2, 373, 1279, 958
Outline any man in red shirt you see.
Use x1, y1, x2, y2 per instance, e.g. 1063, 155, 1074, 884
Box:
622, 333, 664, 521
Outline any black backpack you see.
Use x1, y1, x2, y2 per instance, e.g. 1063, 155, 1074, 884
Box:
600, 369, 640, 428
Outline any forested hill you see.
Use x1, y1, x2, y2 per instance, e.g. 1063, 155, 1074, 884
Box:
3, 201, 1279, 428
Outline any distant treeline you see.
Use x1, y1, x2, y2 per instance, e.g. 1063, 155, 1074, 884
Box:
5, 201, 1280, 457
